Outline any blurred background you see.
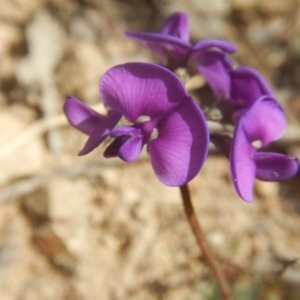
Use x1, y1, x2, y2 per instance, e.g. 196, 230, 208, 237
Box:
0, 0, 300, 299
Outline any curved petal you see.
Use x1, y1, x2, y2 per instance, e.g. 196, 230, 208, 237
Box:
196, 51, 232, 101
230, 67, 274, 108
110, 126, 137, 137
104, 128, 143, 162
64, 96, 104, 135
124, 31, 191, 52
103, 135, 130, 158
100, 62, 190, 122
118, 135, 143, 162
255, 152, 299, 181
192, 39, 237, 55
230, 121, 256, 202
241, 96, 286, 146
124, 31, 191, 66
148, 98, 209, 186
78, 111, 122, 156
161, 12, 189, 41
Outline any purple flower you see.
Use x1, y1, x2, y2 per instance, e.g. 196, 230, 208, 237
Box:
229, 67, 274, 108
64, 62, 209, 186
64, 98, 122, 156
197, 58, 275, 120
125, 12, 236, 69
230, 96, 299, 202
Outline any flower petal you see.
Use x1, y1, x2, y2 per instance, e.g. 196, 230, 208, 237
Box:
196, 51, 232, 100
100, 62, 190, 121
160, 12, 189, 41
241, 96, 286, 146
148, 98, 208, 186
103, 135, 131, 158
230, 96, 287, 202
124, 31, 191, 65
118, 135, 143, 162
78, 110, 122, 156
192, 39, 237, 56
110, 126, 137, 137
230, 67, 274, 108
104, 127, 143, 162
64, 96, 104, 135
230, 121, 256, 202
255, 152, 299, 181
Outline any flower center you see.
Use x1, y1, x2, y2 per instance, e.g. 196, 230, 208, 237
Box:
251, 140, 262, 148
138, 119, 158, 144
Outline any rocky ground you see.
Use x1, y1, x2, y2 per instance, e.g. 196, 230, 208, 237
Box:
0, 0, 300, 299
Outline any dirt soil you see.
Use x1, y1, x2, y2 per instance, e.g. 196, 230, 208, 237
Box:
0, 0, 300, 299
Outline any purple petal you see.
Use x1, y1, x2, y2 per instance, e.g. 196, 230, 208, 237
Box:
231, 67, 274, 108
160, 12, 189, 41
64, 96, 104, 135
241, 96, 286, 146
196, 51, 232, 100
110, 126, 137, 137
230, 121, 256, 202
148, 98, 208, 186
230, 96, 287, 202
103, 135, 131, 158
192, 39, 237, 56
100, 63, 190, 122
124, 31, 191, 52
118, 135, 143, 162
124, 31, 191, 65
104, 128, 143, 162
78, 110, 122, 156
255, 152, 299, 181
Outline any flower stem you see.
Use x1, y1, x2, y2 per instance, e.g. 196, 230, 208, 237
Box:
180, 184, 231, 300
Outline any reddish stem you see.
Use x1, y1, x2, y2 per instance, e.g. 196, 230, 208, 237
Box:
180, 184, 231, 300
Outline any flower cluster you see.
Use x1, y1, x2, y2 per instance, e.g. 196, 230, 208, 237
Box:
64, 12, 299, 202
64, 63, 208, 186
